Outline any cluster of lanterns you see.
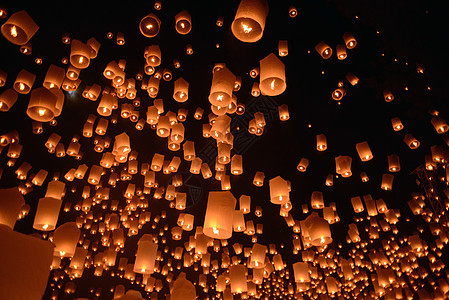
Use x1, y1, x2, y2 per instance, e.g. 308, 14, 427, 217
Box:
0, 0, 449, 299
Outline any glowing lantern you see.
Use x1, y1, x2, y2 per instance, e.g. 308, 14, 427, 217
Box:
218, 143, 232, 164
173, 77, 189, 102
391, 117, 404, 131
170, 272, 196, 299
316, 134, 327, 151
87, 37, 101, 58
201, 163, 212, 179
383, 90, 394, 102
278, 104, 289, 120
259, 53, 286, 96
288, 6, 298, 17
388, 154, 400, 172
278, 40, 288, 56
33, 197, 61, 231
269, 176, 289, 204
431, 116, 449, 134
26, 87, 58, 122
0, 89, 18, 112
315, 41, 332, 59
336, 44, 347, 60
13, 69, 35, 94
209, 67, 236, 108
134, 234, 158, 274
335, 155, 352, 177
356, 141, 373, 161
53, 222, 80, 258
97, 94, 116, 117
0, 187, 24, 229
183, 141, 195, 161
229, 264, 248, 293
203, 191, 236, 239
1, 10, 39, 45
231, 0, 268, 43
343, 32, 357, 49
381, 174, 394, 190
311, 191, 324, 209
332, 87, 346, 100
190, 157, 202, 174
297, 158, 309, 172
175, 10, 192, 35
70, 39, 91, 69
293, 262, 310, 283
351, 196, 364, 213
231, 154, 243, 175
249, 243, 267, 268
43, 64, 65, 89
304, 213, 332, 246
253, 171, 265, 187
404, 134, 420, 149
151, 153, 164, 172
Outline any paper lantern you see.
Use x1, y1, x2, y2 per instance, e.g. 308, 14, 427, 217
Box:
183, 141, 195, 161
43, 64, 65, 89
1, 10, 39, 45
231, 0, 268, 43
293, 262, 310, 283
431, 116, 449, 134
26, 87, 58, 122
0, 88, 18, 112
259, 53, 286, 96
315, 41, 332, 59
383, 90, 394, 102
209, 67, 236, 108
217, 143, 232, 164
229, 264, 248, 293
230, 154, 243, 175
53, 222, 80, 258
288, 6, 298, 17
388, 154, 400, 172
203, 191, 236, 239
249, 243, 267, 268
113, 132, 131, 161
70, 39, 91, 69
13, 69, 35, 94
173, 77, 189, 102
0, 225, 53, 299
278, 40, 288, 56
278, 104, 289, 120
201, 163, 212, 179
269, 176, 289, 204
356, 141, 373, 161
297, 158, 309, 172
316, 134, 327, 151
151, 153, 164, 172
304, 213, 332, 246
343, 32, 357, 49
190, 157, 202, 174
335, 155, 352, 177
381, 173, 394, 190
139, 14, 161, 37
33, 197, 62, 231
311, 191, 324, 209
336, 44, 347, 60
404, 134, 420, 149
175, 10, 192, 35
253, 171, 265, 187
134, 234, 158, 274
390, 117, 404, 131
170, 272, 196, 299
332, 87, 346, 101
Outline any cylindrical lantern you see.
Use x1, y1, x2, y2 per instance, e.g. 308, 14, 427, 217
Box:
356, 141, 373, 161
33, 197, 62, 231
293, 262, 310, 283
209, 67, 236, 108
26, 87, 58, 122
203, 191, 236, 239
297, 157, 309, 172
173, 77, 189, 102
0, 187, 25, 229
249, 243, 267, 268
229, 264, 248, 293
134, 234, 158, 274
53, 222, 80, 257
139, 14, 161, 38
315, 41, 332, 59
316, 134, 327, 151
70, 39, 91, 69
269, 176, 289, 204
304, 213, 332, 246
388, 154, 400, 172
175, 10, 192, 35
231, 0, 269, 43
343, 32, 357, 49
1, 10, 39, 45
335, 155, 352, 177
381, 173, 394, 191
0, 89, 18, 112
259, 53, 286, 96
13, 69, 35, 94
404, 134, 420, 149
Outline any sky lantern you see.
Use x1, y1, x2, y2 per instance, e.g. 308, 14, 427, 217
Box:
70, 39, 91, 69
203, 191, 236, 239
356, 141, 373, 161
229, 264, 248, 294
269, 176, 290, 204
1, 10, 38, 45
134, 234, 158, 274
335, 155, 352, 177
209, 67, 236, 108
175, 10, 192, 35
231, 0, 268, 43
26, 87, 58, 122
13, 69, 35, 94
315, 41, 332, 59
0, 89, 18, 112
304, 212, 332, 246
259, 53, 286, 96
0, 187, 24, 229
173, 77, 189, 102
33, 197, 62, 231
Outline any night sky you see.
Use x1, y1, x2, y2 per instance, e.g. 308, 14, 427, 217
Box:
1, 0, 449, 299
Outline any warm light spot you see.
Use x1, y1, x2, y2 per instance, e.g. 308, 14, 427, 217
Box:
270, 79, 276, 90
79, 56, 84, 64
242, 23, 252, 33
212, 227, 219, 235
146, 24, 153, 30
10, 25, 18, 37
43, 224, 49, 230
38, 109, 46, 116
216, 94, 223, 101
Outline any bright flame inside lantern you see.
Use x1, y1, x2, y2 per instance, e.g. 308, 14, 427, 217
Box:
19, 83, 25, 91
212, 227, 219, 235
10, 25, 18, 37
38, 109, 46, 116
242, 24, 252, 33
42, 224, 49, 230
270, 79, 276, 90
146, 24, 153, 29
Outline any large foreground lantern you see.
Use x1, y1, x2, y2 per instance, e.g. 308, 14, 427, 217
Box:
26, 87, 58, 122
134, 234, 158, 274
1, 10, 39, 45
203, 191, 236, 239
231, 0, 269, 43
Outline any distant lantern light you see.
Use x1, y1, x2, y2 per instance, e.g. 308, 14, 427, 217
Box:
1, 10, 39, 45
331, 87, 346, 101
315, 41, 332, 59
336, 44, 347, 60
343, 32, 357, 49
288, 6, 298, 18
316, 134, 327, 151
139, 13, 161, 38
231, 0, 269, 43
259, 53, 286, 96
175, 10, 192, 34
383, 90, 394, 102
391, 117, 404, 131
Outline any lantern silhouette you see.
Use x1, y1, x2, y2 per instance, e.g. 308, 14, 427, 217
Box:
140, 14, 161, 37
53, 222, 80, 258
170, 272, 196, 299
231, 0, 268, 43
1, 10, 39, 45
259, 53, 286, 96
203, 191, 236, 239
33, 197, 62, 231
134, 234, 158, 274
175, 10, 192, 35
13, 69, 35, 94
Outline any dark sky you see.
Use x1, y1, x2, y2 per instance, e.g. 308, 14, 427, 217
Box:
1, 0, 449, 299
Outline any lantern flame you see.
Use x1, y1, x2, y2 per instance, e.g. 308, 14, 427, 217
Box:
10, 25, 18, 37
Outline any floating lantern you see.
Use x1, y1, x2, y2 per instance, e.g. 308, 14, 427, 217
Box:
175, 10, 192, 35
134, 234, 158, 274
33, 197, 62, 231
231, 0, 268, 43
70, 39, 91, 69
269, 176, 289, 204
315, 41, 332, 59
335, 155, 352, 177
356, 141, 373, 161
13, 69, 35, 94
173, 77, 189, 102
259, 53, 286, 96
1, 10, 39, 45
203, 191, 236, 239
